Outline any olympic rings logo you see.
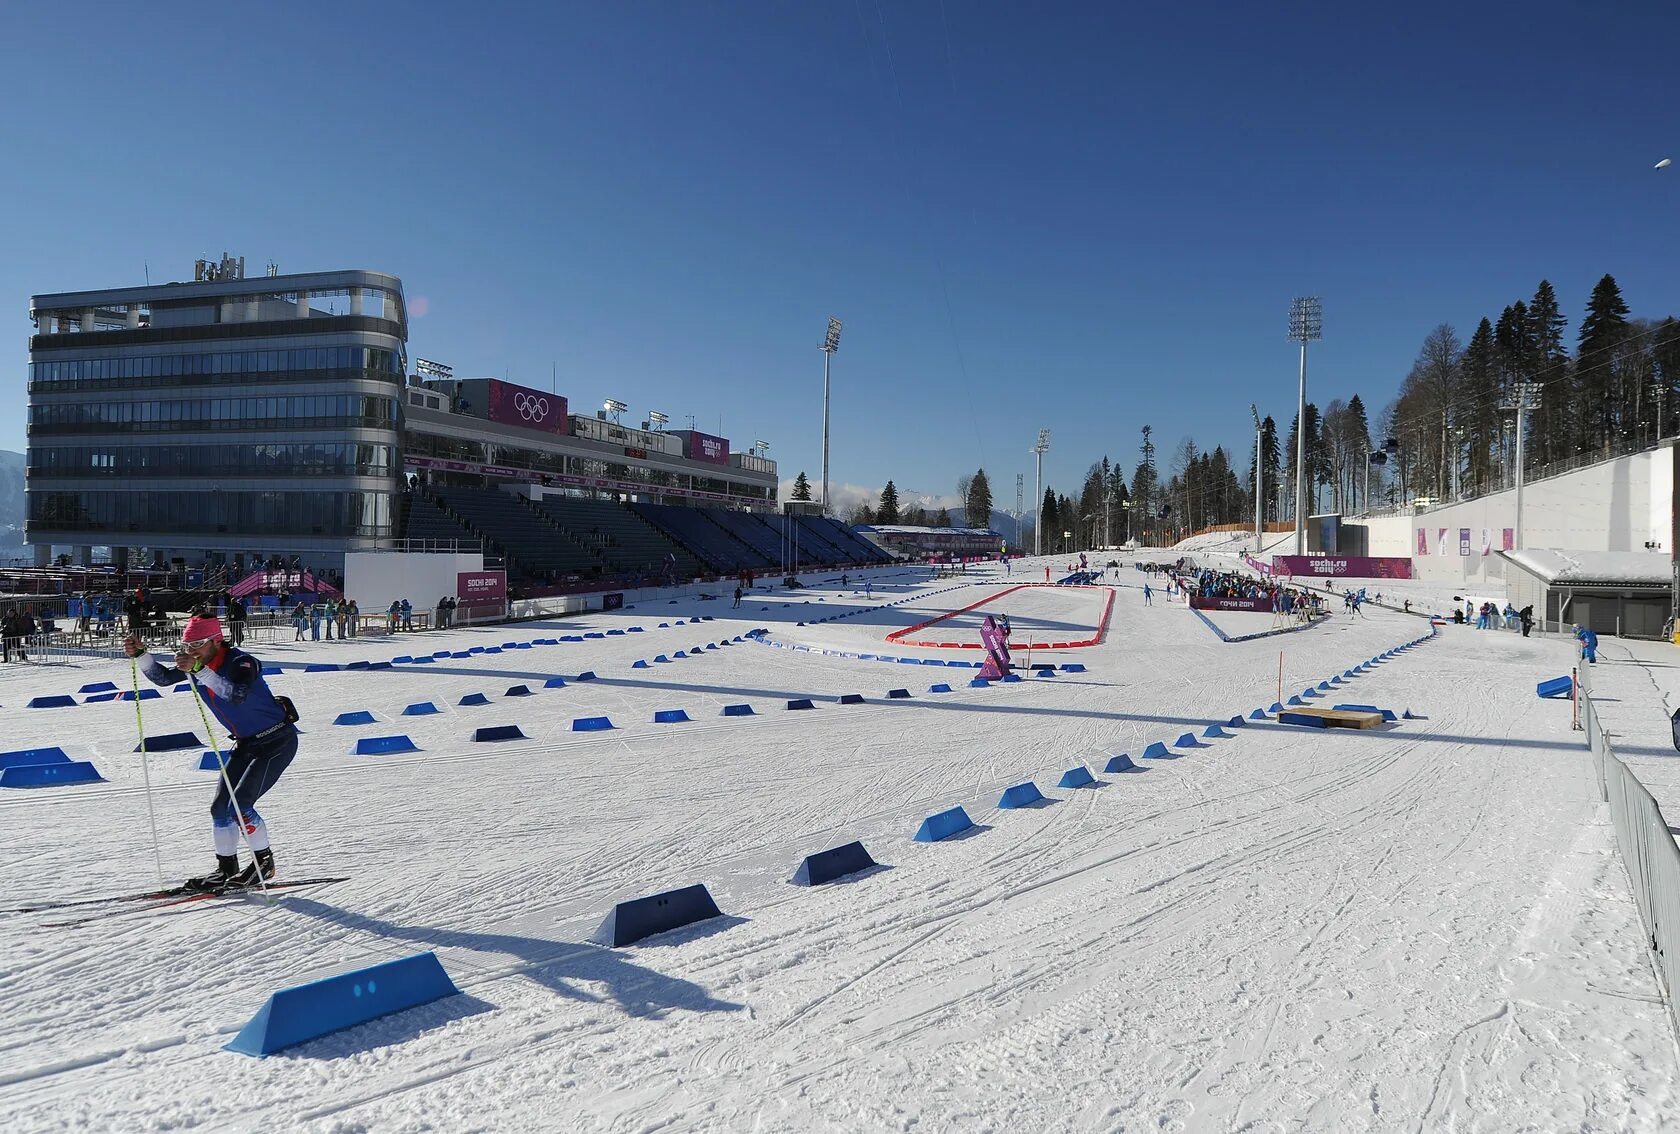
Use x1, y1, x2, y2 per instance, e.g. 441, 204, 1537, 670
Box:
512, 392, 550, 422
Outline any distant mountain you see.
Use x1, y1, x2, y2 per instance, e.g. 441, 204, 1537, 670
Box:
0, 451, 21, 547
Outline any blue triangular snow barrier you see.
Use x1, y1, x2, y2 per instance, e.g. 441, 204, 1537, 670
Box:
596, 884, 725, 947
0, 747, 70, 771
786, 698, 816, 710
1174, 732, 1200, 748
458, 693, 490, 706
1268, 702, 1284, 714
1104, 752, 1138, 773
838, 693, 865, 705
1, 760, 104, 788
1142, 741, 1171, 759
333, 710, 376, 726
1250, 708, 1268, 720
792, 841, 877, 886
27, 695, 76, 709
572, 716, 614, 731
474, 725, 526, 742
504, 685, 532, 697
721, 704, 755, 717
1202, 724, 1229, 739
914, 806, 974, 842
929, 683, 953, 694
77, 681, 117, 694
653, 709, 691, 723
998, 781, 1046, 808
225, 951, 460, 1057
544, 677, 567, 688
1058, 765, 1097, 789
886, 688, 911, 699
118, 689, 161, 702
135, 731, 201, 753
355, 735, 419, 755
402, 702, 440, 716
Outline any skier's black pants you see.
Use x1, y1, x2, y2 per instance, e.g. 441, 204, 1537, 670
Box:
209, 727, 297, 827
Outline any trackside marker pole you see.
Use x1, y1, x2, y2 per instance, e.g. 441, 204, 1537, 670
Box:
130, 657, 165, 887
1278, 651, 1284, 712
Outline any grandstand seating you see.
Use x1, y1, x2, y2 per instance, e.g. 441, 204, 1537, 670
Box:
430, 487, 598, 579
632, 503, 772, 573
805, 516, 894, 564
402, 493, 482, 549
779, 515, 858, 564
532, 498, 707, 582
706, 510, 809, 568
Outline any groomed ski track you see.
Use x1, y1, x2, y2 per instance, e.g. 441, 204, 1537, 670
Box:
0, 553, 1671, 1131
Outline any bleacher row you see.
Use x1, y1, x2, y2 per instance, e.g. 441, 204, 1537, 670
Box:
402, 488, 891, 583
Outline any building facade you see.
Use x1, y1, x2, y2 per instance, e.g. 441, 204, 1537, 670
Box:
28, 266, 408, 572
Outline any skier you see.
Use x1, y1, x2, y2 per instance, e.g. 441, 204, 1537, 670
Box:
1519, 605, 1533, 637
1143, 583, 1153, 606
1574, 624, 1599, 664
124, 612, 299, 891
732, 584, 742, 609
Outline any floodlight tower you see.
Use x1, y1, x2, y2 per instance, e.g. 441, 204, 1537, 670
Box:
1288, 296, 1322, 556
1015, 472, 1024, 551
820, 317, 843, 517
1032, 428, 1050, 556
1251, 404, 1263, 553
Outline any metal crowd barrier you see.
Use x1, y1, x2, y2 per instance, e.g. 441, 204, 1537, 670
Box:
1576, 662, 1680, 1045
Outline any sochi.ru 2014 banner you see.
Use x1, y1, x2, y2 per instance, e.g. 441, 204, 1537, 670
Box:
1189, 596, 1274, 612
456, 571, 507, 605
686, 430, 730, 466
487, 379, 567, 435
1269, 555, 1414, 579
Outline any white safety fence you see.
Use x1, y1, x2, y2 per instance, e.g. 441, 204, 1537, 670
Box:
1577, 661, 1680, 1046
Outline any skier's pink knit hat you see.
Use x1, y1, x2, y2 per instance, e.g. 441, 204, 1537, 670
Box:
181, 613, 224, 644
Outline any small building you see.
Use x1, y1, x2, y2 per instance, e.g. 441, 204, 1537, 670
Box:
1503, 549, 1672, 639
855, 525, 1004, 560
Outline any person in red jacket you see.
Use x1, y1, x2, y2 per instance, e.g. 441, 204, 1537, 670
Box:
125, 612, 299, 891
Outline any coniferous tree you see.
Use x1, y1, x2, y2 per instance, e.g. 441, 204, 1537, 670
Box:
1041, 488, 1059, 549
877, 481, 900, 524
932, 507, 951, 528
791, 471, 812, 501
964, 469, 993, 528
1259, 415, 1280, 521
1528, 281, 1569, 465
1460, 319, 1498, 495
1577, 274, 1631, 456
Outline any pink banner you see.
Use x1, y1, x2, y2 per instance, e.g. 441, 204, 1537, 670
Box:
457, 571, 507, 604
1190, 596, 1274, 612
685, 430, 730, 465
486, 379, 567, 435
1270, 555, 1413, 579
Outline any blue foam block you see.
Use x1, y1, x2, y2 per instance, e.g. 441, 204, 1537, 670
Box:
410, 656, 436, 664
458, 693, 490, 707
84, 692, 119, 702
77, 681, 117, 694
1268, 702, 1284, 714
929, 683, 953, 694
1, 760, 104, 788
450, 651, 473, 659
402, 702, 440, 716
1001, 674, 1024, 683
1142, 741, 1171, 759
792, 841, 878, 885
838, 693, 865, 705
575, 671, 598, 682
628, 626, 644, 632
1250, 708, 1268, 719
473, 725, 526, 742
786, 698, 816, 711
0, 747, 70, 771
1174, 732, 1200, 748
572, 716, 614, 731
1536, 676, 1573, 699
721, 704, 755, 716
607, 630, 624, 636
544, 677, 567, 688
914, 805, 975, 842
333, 710, 376, 726
392, 656, 413, 663
1301, 688, 1320, 698
674, 651, 688, 658
199, 750, 225, 771
136, 731, 202, 753
632, 660, 650, 668
1317, 681, 1331, 690
368, 661, 393, 671
1062, 663, 1087, 673
1058, 765, 1097, 789
998, 781, 1046, 808
345, 660, 372, 670
481, 648, 501, 656
653, 709, 691, 723
1202, 724, 1229, 739
1278, 711, 1328, 728
597, 884, 725, 947
1227, 715, 1245, 728
225, 951, 460, 1057
887, 688, 911, 699
1286, 695, 1305, 706
27, 695, 76, 709
118, 689, 162, 701
504, 685, 532, 697
1330, 676, 1343, 685
1103, 752, 1138, 773
970, 678, 992, 688
304, 663, 340, 673
355, 735, 419, 755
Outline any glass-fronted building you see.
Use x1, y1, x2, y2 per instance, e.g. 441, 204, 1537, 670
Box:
27, 267, 408, 571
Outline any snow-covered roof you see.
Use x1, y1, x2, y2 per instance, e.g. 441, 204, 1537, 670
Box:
1503, 548, 1673, 587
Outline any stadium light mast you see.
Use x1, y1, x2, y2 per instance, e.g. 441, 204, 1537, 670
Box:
1288, 297, 1322, 556
1032, 428, 1050, 556
820, 317, 843, 517
1251, 404, 1263, 554
1015, 472, 1024, 552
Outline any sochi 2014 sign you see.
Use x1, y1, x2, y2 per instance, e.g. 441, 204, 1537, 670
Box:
686, 430, 730, 466
487, 379, 567, 435
1270, 555, 1413, 579
456, 571, 507, 604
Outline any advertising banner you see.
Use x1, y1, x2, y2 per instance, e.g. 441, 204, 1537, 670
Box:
1270, 555, 1414, 579
456, 571, 507, 605
487, 379, 567, 435
686, 430, 730, 466
1189, 596, 1274, 612
602, 593, 624, 611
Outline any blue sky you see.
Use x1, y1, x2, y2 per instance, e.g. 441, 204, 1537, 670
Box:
5, 2, 1677, 514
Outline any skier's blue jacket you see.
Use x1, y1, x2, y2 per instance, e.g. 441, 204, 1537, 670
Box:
139, 644, 291, 739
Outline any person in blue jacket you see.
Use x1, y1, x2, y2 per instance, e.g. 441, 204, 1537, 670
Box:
125, 612, 299, 891
1574, 624, 1599, 664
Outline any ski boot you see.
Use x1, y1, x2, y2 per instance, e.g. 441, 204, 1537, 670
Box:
226, 848, 276, 889
184, 854, 241, 893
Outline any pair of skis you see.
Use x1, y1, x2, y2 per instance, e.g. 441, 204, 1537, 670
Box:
9, 876, 348, 928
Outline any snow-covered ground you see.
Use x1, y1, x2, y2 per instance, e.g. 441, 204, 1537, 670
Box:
0, 553, 1673, 1132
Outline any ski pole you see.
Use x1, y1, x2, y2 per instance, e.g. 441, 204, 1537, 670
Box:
130, 656, 166, 887
186, 672, 271, 894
